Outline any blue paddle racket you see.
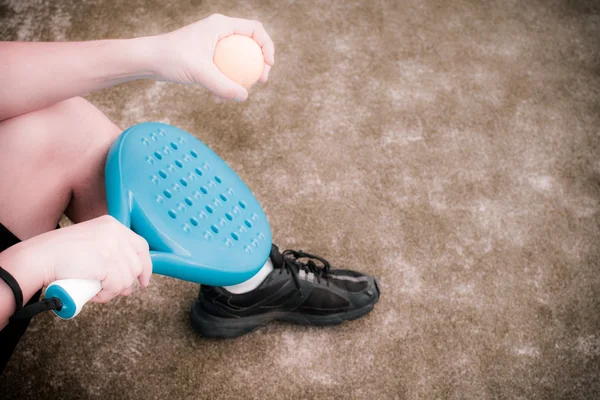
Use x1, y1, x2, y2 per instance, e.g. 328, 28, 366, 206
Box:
46, 122, 272, 318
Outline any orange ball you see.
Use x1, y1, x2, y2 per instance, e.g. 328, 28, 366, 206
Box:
213, 35, 264, 89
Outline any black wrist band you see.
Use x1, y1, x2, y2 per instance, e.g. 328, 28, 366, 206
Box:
0, 265, 63, 322
0, 265, 24, 312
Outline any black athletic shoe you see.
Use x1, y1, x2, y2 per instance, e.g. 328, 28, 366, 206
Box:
190, 244, 380, 338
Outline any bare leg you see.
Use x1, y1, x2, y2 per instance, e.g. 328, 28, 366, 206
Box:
0, 100, 271, 293
0, 97, 121, 240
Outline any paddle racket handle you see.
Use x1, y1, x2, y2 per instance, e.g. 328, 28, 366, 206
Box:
45, 279, 102, 319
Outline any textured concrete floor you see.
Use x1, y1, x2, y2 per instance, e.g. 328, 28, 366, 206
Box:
1, 0, 600, 399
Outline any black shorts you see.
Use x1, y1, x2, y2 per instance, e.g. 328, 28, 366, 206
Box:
0, 223, 43, 374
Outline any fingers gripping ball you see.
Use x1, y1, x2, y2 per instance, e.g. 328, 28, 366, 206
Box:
214, 35, 264, 89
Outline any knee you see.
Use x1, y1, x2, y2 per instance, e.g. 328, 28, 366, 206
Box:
45, 97, 122, 162
0, 97, 122, 234
0, 97, 122, 169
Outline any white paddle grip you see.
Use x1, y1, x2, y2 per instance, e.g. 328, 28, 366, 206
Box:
46, 279, 102, 319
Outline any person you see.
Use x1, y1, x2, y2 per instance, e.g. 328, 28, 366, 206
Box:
0, 13, 380, 372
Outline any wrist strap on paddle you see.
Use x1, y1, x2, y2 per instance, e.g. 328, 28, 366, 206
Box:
0, 265, 62, 322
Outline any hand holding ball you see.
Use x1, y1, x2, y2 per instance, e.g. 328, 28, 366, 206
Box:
213, 35, 265, 89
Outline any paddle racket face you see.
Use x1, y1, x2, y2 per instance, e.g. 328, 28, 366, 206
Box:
105, 122, 272, 286
46, 122, 272, 319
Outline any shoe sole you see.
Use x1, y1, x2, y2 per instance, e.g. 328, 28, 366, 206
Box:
190, 279, 381, 338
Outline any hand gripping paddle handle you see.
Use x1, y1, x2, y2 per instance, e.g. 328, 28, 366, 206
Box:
45, 279, 102, 319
